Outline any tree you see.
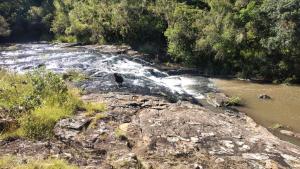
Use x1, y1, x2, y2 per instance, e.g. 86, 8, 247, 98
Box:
0, 16, 11, 37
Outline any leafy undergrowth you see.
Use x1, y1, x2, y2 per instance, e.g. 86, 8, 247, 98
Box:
0, 155, 78, 169
0, 69, 105, 140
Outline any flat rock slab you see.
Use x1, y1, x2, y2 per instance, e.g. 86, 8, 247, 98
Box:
0, 92, 300, 169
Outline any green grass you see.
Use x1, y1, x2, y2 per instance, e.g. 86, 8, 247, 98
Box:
0, 69, 85, 140
225, 96, 242, 106
0, 155, 78, 169
84, 102, 106, 117
89, 113, 108, 129
269, 123, 284, 130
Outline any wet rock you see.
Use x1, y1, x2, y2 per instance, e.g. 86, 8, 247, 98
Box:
280, 130, 295, 137
145, 68, 168, 78
258, 94, 271, 100
206, 92, 229, 107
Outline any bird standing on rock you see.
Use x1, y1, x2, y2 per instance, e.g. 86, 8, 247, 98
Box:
113, 73, 124, 87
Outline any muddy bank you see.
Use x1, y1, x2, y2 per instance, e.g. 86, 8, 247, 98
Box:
0, 92, 300, 169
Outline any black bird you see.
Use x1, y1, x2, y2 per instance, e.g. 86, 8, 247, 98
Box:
113, 73, 124, 87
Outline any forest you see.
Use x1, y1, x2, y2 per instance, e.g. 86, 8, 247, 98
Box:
0, 0, 299, 83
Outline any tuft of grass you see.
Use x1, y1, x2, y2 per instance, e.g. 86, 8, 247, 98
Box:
225, 96, 242, 106
19, 104, 73, 139
89, 113, 108, 129
0, 155, 78, 169
84, 102, 106, 117
269, 123, 284, 130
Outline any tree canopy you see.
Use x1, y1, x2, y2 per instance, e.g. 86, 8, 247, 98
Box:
1, 0, 300, 83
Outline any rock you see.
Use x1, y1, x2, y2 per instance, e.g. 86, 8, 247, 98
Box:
258, 94, 271, 100
193, 164, 203, 169
113, 73, 124, 85
242, 153, 269, 160
119, 123, 130, 133
239, 145, 251, 151
1, 92, 300, 169
280, 130, 295, 137
265, 160, 279, 169
206, 92, 229, 107
215, 158, 225, 163
0, 119, 17, 132
56, 116, 92, 130
54, 115, 92, 141
190, 137, 200, 143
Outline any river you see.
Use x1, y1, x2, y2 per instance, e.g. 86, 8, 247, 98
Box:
1, 43, 300, 146
213, 79, 300, 146
0, 43, 213, 102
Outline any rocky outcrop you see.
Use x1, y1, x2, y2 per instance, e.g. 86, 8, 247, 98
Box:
1, 92, 299, 169
258, 94, 272, 100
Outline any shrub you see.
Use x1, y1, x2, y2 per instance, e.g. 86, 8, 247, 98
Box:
225, 96, 242, 106
0, 69, 84, 140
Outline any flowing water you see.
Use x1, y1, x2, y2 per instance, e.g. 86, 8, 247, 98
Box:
1, 43, 300, 146
212, 79, 300, 146
0, 43, 213, 102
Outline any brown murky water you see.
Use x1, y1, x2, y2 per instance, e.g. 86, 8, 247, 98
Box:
212, 79, 300, 146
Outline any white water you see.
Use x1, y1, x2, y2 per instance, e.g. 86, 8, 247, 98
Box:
0, 43, 214, 100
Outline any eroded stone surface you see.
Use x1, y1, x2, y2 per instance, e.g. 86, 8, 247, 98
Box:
0, 92, 300, 169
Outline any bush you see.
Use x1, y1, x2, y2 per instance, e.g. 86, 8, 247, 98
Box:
0, 69, 84, 140
225, 96, 242, 106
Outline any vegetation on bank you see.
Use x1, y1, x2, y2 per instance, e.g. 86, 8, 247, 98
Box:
0, 0, 299, 83
0, 155, 78, 169
0, 69, 105, 140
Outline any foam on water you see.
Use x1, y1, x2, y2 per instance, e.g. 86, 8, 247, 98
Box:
0, 43, 212, 99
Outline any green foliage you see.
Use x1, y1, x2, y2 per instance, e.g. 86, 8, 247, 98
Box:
0, 155, 78, 169
51, 0, 167, 51
269, 123, 283, 130
1, 0, 300, 83
225, 96, 242, 106
84, 102, 106, 117
0, 0, 54, 41
0, 69, 83, 140
20, 104, 73, 139
0, 16, 10, 37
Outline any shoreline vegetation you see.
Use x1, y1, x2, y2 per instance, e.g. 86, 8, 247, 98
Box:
0, 69, 105, 140
0, 0, 300, 83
